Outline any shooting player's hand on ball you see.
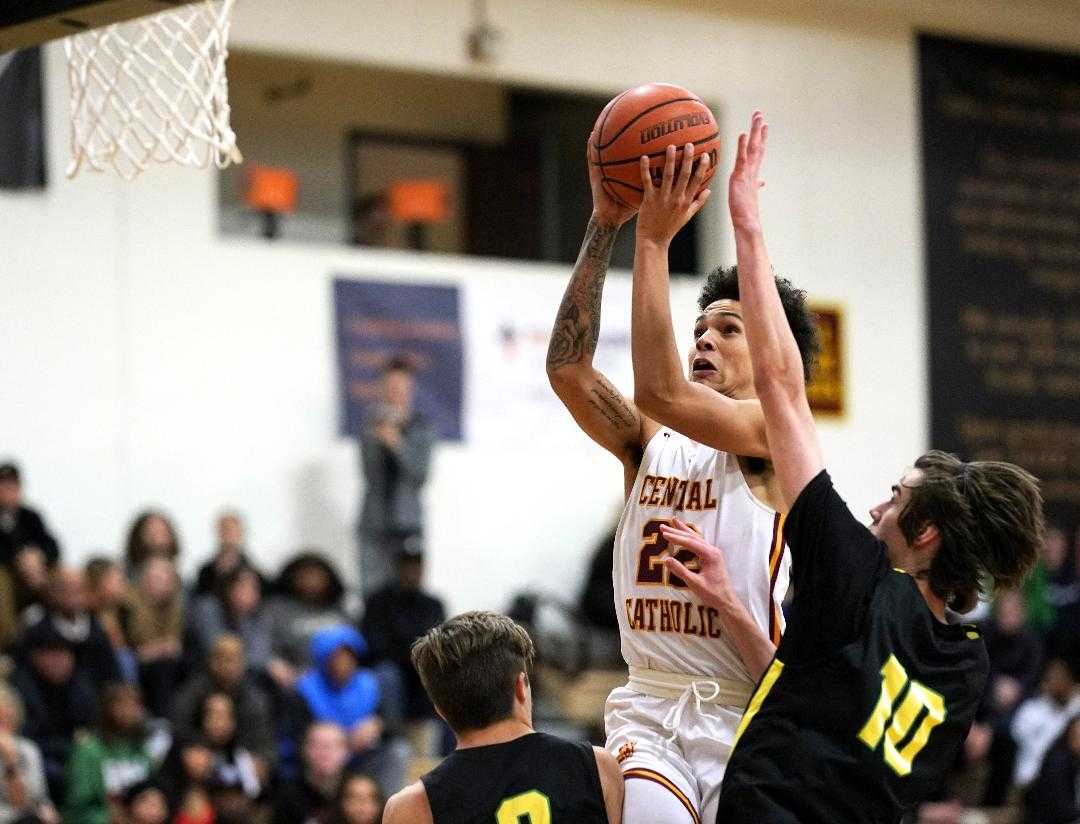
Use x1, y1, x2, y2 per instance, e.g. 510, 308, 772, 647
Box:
636, 142, 712, 248
588, 130, 638, 230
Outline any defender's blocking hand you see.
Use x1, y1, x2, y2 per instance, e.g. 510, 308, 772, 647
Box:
728, 110, 768, 234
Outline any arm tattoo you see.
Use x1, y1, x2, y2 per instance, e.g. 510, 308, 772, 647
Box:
546, 216, 618, 370
588, 375, 637, 431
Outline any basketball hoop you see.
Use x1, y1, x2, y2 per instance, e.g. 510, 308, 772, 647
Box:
64, 0, 242, 180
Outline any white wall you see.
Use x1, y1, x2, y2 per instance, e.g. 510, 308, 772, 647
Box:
2, 0, 1077, 614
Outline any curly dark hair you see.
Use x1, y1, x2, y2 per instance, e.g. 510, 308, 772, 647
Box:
697, 266, 819, 382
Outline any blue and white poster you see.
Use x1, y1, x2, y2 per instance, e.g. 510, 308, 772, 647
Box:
333, 278, 463, 441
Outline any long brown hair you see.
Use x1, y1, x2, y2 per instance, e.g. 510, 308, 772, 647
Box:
899, 450, 1044, 613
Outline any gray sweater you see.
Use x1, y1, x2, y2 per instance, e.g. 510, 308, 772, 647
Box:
358, 414, 436, 536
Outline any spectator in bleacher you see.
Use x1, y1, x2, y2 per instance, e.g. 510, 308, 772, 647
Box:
187, 564, 274, 676
0, 462, 61, 574
2, 545, 47, 628
361, 548, 444, 729
0, 464, 59, 641
84, 556, 138, 682
265, 553, 351, 691
1011, 658, 1080, 792
21, 567, 121, 691
1041, 525, 1080, 676
158, 692, 262, 824
64, 682, 171, 824
296, 625, 404, 794
117, 779, 169, 824
967, 590, 1048, 806
172, 634, 275, 775
270, 721, 350, 824
123, 511, 180, 574
194, 511, 262, 598
120, 556, 185, 718
0, 680, 59, 824
9, 620, 99, 801
330, 772, 384, 824
1024, 714, 1080, 824
981, 590, 1045, 721
579, 527, 618, 633
357, 357, 436, 596
0, 568, 22, 653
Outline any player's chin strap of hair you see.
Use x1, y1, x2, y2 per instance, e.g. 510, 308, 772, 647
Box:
660, 680, 722, 744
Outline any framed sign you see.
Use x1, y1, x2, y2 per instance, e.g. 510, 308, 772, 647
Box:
807, 304, 845, 418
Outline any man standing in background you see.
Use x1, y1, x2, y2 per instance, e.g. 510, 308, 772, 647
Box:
358, 357, 437, 595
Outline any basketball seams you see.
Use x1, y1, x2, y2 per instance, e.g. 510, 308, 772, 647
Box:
601, 177, 634, 208
596, 96, 708, 150
605, 178, 644, 194
593, 131, 720, 167
591, 83, 718, 209
596, 87, 633, 153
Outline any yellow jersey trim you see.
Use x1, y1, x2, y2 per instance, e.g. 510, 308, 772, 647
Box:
733, 657, 784, 749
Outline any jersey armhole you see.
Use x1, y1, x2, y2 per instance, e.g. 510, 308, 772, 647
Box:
621, 427, 673, 505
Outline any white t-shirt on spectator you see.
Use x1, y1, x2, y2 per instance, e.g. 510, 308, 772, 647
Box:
1010, 691, 1080, 787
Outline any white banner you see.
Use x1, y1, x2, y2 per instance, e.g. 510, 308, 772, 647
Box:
463, 271, 636, 447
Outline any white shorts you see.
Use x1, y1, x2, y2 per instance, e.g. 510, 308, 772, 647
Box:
605, 685, 743, 824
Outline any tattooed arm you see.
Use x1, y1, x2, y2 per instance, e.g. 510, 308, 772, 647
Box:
547, 138, 659, 498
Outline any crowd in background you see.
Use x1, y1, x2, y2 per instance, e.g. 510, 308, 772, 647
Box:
4, 428, 1078, 824
0, 460, 448, 824
916, 521, 1080, 824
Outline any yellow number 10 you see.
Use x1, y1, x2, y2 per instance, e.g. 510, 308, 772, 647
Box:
858, 655, 946, 776
496, 790, 552, 824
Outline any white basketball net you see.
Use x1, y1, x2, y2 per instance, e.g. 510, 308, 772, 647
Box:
64, 0, 242, 180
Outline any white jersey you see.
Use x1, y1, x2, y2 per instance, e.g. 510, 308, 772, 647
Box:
614, 427, 791, 682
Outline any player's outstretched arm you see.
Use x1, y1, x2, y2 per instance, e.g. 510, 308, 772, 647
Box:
632, 146, 771, 458
592, 746, 625, 824
383, 781, 434, 824
729, 113, 823, 507
660, 519, 777, 680
547, 135, 658, 495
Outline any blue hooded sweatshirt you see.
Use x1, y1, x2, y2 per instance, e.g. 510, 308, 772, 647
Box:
296, 625, 380, 728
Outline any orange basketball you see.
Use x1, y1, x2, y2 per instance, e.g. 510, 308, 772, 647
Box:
591, 83, 719, 208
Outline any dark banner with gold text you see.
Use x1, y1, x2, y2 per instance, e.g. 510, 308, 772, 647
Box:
919, 34, 1080, 532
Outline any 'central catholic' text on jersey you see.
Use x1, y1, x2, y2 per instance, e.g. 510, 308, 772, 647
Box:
614, 427, 790, 680
717, 470, 989, 823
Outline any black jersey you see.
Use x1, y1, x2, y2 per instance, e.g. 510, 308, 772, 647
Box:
421, 732, 608, 824
716, 470, 988, 824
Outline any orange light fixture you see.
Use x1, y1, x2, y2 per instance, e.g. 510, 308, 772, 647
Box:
244, 164, 299, 213
387, 179, 450, 223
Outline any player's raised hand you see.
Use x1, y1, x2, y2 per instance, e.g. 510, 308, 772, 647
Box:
728, 110, 768, 234
635, 142, 712, 247
588, 131, 638, 229
660, 518, 735, 611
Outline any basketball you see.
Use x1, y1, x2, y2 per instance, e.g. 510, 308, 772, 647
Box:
591, 82, 719, 208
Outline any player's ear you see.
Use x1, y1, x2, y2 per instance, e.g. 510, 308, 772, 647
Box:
515, 671, 529, 702
913, 521, 940, 551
